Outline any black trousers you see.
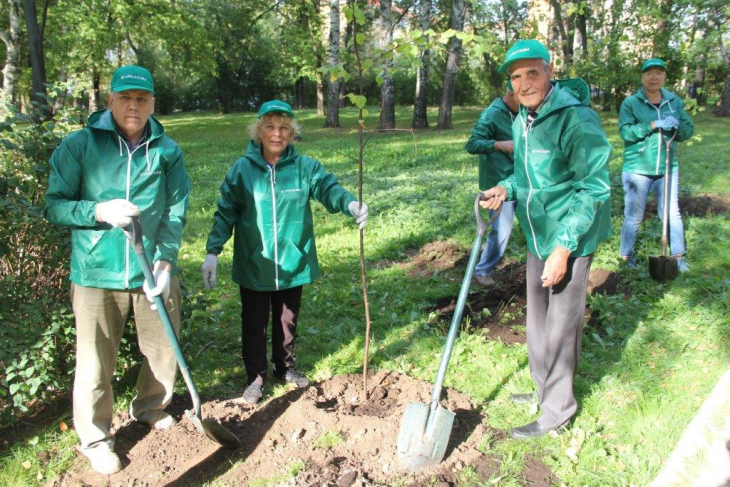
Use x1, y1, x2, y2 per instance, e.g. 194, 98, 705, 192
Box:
239, 286, 303, 386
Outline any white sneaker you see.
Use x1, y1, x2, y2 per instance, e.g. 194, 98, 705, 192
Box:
83, 447, 122, 475
137, 410, 177, 430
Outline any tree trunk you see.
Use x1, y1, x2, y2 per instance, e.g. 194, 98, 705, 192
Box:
572, 7, 588, 64
550, 0, 572, 71
718, 41, 730, 117
412, 0, 431, 128
652, 0, 673, 59
1, 0, 23, 108
436, 0, 466, 130
53, 69, 68, 112
23, 0, 50, 119
323, 0, 341, 128
295, 76, 306, 110
378, 0, 396, 130
316, 70, 324, 117
88, 69, 101, 113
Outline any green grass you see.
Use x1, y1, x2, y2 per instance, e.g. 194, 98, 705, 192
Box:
1, 106, 729, 485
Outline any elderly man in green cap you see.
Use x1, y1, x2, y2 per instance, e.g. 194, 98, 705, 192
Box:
45, 65, 190, 474
481, 40, 612, 438
202, 100, 368, 405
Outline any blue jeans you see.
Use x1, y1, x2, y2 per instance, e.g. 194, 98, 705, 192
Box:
475, 201, 516, 277
619, 171, 685, 258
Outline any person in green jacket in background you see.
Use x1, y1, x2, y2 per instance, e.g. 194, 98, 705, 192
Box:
465, 81, 519, 287
44, 65, 190, 474
618, 58, 694, 271
481, 40, 612, 439
202, 100, 369, 405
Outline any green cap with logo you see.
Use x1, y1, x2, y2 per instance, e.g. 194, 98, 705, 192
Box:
498, 40, 551, 74
111, 65, 154, 93
641, 58, 666, 72
258, 100, 295, 118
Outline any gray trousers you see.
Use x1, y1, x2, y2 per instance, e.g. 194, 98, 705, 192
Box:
526, 251, 592, 428
71, 278, 181, 453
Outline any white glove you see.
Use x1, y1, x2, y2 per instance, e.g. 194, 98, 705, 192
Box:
201, 254, 217, 290
348, 201, 369, 230
96, 199, 140, 228
143, 267, 171, 310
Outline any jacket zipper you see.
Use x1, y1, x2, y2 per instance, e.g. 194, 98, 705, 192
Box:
646, 98, 670, 175
121, 137, 145, 289
269, 165, 280, 290
520, 114, 542, 260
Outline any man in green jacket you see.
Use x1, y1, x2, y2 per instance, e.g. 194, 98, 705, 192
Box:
45, 65, 190, 474
465, 82, 519, 287
481, 40, 612, 438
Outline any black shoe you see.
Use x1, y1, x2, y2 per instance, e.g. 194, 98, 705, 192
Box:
274, 369, 310, 388
510, 420, 569, 439
510, 393, 538, 405
242, 384, 263, 404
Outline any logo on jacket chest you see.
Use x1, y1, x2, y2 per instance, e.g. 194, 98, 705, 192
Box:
140, 170, 162, 177
279, 188, 302, 194
531, 149, 551, 154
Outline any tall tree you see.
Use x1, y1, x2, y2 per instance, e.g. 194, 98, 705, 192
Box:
436, 0, 466, 130
324, 0, 341, 127
377, 0, 395, 129
22, 0, 50, 119
412, 0, 431, 128
1, 0, 23, 107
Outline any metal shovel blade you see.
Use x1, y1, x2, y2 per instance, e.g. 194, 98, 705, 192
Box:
396, 402, 455, 472
648, 255, 678, 283
186, 410, 242, 450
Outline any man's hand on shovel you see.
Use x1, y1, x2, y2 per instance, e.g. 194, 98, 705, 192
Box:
143, 260, 171, 310
480, 185, 507, 211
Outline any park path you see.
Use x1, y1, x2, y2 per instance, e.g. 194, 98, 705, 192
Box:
650, 366, 730, 486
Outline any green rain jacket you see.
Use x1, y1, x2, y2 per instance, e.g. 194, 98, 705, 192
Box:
499, 79, 612, 259
465, 97, 516, 191
619, 88, 694, 175
44, 109, 190, 289
205, 142, 357, 291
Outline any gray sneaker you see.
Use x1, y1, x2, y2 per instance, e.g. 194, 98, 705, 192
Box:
474, 275, 495, 287
677, 257, 690, 273
83, 447, 122, 475
275, 369, 310, 388
241, 384, 263, 404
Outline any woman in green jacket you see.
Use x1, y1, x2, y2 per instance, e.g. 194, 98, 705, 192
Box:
618, 58, 694, 271
202, 100, 369, 404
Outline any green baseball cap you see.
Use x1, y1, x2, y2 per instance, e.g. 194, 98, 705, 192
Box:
111, 65, 154, 93
258, 100, 295, 118
498, 40, 551, 74
641, 58, 666, 72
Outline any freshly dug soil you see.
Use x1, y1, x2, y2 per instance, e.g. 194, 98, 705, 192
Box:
50, 371, 557, 486
644, 193, 730, 218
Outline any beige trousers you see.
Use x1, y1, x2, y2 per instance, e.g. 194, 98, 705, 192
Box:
71, 278, 181, 452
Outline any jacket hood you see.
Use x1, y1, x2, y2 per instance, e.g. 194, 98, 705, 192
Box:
488, 97, 513, 114
87, 109, 165, 141
244, 140, 299, 169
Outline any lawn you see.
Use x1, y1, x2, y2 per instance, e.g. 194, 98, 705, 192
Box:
2, 105, 729, 486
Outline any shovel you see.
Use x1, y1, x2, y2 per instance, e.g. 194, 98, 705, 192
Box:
123, 216, 242, 450
648, 131, 679, 282
397, 193, 500, 472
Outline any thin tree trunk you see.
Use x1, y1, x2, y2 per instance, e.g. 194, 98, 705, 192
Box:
378, 0, 395, 130
572, 7, 588, 64
436, 0, 466, 130
295, 76, 306, 110
718, 41, 730, 117
23, 0, 50, 119
412, 0, 431, 128
53, 69, 68, 112
324, 0, 341, 128
1, 0, 23, 107
88, 69, 101, 113
550, 0, 572, 71
652, 0, 673, 59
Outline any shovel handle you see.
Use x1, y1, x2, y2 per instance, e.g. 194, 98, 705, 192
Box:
660, 132, 676, 258
122, 216, 203, 418
426, 195, 501, 422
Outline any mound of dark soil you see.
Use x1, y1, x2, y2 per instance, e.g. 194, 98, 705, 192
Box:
51, 371, 556, 486
644, 193, 730, 218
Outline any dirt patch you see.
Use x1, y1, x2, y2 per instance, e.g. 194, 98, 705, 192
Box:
50, 371, 510, 486
429, 262, 621, 344
521, 454, 559, 486
644, 193, 730, 218
396, 241, 468, 278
